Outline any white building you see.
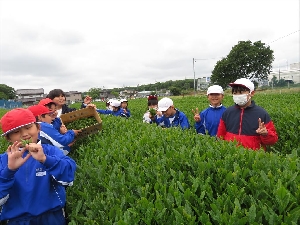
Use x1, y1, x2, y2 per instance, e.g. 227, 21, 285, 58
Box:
269, 62, 300, 84
196, 77, 210, 90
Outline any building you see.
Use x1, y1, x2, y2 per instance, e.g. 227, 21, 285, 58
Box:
268, 62, 300, 84
16, 88, 44, 106
119, 89, 136, 99
196, 77, 210, 90
99, 90, 115, 101
65, 91, 82, 104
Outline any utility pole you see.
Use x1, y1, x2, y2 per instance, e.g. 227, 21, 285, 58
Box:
193, 58, 196, 96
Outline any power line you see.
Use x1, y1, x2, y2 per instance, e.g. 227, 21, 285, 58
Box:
267, 30, 300, 45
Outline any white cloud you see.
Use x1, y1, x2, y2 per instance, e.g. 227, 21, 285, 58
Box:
0, 0, 299, 93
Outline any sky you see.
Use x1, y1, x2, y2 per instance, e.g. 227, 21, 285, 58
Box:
0, 0, 299, 94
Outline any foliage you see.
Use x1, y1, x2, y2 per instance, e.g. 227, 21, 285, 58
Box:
211, 41, 274, 89
0, 92, 8, 100
87, 88, 102, 100
169, 86, 181, 96
1, 91, 300, 224
0, 84, 16, 100
65, 91, 300, 224
111, 91, 119, 98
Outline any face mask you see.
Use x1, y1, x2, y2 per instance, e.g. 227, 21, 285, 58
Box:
233, 94, 250, 106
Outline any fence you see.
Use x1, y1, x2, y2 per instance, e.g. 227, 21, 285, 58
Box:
0, 100, 22, 109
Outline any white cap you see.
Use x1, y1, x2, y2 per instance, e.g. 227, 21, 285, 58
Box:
120, 99, 128, 103
157, 97, 173, 111
111, 100, 121, 107
229, 78, 254, 92
207, 85, 224, 95
107, 99, 113, 104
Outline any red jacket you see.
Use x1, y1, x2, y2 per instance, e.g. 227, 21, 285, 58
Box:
217, 101, 278, 150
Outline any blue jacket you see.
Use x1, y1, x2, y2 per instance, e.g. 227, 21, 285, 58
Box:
96, 108, 129, 118
0, 144, 76, 221
154, 109, 190, 129
81, 103, 129, 118
52, 117, 62, 131
195, 104, 226, 136
39, 122, 76, 155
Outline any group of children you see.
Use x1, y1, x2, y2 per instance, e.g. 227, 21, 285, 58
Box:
0, 79, 278, 223
143, 78, 278, 151
0, 89, 86, 224
81, 97, 131, 118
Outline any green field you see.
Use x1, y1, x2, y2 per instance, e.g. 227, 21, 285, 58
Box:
0, 89, 299, 224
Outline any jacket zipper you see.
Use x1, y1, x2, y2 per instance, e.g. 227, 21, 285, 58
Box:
238, 108, 244, 135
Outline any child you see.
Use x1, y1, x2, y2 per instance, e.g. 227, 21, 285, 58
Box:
39, 98, 67, 134
192, 85, 226, 136
120, 99, 131, 118
28, 105, 81, 155
47, 89, 77, 117
83, 100, 127, 117
217, 78, 278, 150
143, 95, 159, 123
0, 108, 76, 224
152, 97, 190, 129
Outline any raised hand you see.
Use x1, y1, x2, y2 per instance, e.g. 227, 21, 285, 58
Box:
7, 141, 31, 170
192, 108, 201, 122
84, 96, 93, 105
256, 118, 268, 136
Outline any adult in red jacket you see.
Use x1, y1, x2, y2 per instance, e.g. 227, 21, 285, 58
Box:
217, 78, 278, 150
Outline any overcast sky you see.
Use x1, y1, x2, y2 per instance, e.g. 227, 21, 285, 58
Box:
0, 0, 299, 94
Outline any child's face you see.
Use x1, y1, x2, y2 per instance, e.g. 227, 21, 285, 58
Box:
207, 93, 224, 106
39, 113, 55, 124
6, 123, 40, 145
149, 104, 158, 110
121, 102, 127, 108
52, 94, 66, 107
46, 103, 58, 118
161, 106, 175, 117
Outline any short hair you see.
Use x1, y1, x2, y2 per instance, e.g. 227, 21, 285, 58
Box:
231, 86, 250, 94
47, 89, 66, 100
147, 95, 158, 106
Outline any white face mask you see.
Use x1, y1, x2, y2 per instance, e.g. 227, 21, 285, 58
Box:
233, 94, 250, 106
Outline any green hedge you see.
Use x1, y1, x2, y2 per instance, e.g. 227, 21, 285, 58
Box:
0, 91, 299, 224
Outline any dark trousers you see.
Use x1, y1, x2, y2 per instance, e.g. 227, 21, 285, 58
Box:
7, 209, 65, 225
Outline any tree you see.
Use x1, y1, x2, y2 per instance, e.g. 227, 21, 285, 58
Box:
87, 88, 102, 100
270, 75, 278, 87
210, 40, 274, 89
169, 87, 181, 96
0, 92, 8, 100
0, 84, 16, 99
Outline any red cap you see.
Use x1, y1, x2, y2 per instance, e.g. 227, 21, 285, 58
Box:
38, 98, 55, 106
27, 105, 52, 117
0, 108, 36, 136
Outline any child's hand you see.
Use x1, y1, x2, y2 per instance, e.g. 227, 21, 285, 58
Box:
256, 118, 268, 136
60, 124, 68, 134
156, 111, 163, 117
26, 143, 46, 163
84, 96, 93, 104
87, 104, 96, 109
68, 140, 76, 147
73, 129, 82, 136
192, 108, 201, 122
7, 141, 31, 170
123, 109, 127, 113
